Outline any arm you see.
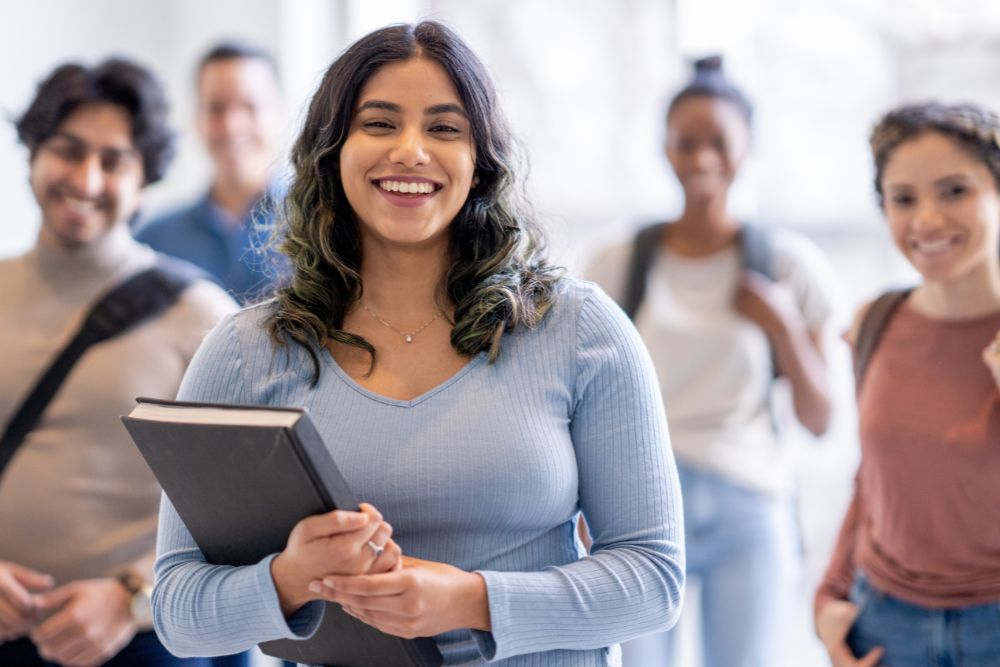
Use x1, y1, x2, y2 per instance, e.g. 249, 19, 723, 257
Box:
474, 288, 684, 660
735, 271, 832, 435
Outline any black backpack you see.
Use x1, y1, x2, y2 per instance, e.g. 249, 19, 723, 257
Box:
622, 221, 776, 320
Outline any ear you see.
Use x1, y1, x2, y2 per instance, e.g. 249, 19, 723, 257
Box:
472, 174, 480, 187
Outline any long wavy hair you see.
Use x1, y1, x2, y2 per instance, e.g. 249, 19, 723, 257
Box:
268, 21, 562, 384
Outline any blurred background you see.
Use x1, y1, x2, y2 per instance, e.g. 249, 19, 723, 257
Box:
4, 0, 1000, 665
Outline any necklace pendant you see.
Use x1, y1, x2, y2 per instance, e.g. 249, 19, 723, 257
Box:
405, 334, 413, 343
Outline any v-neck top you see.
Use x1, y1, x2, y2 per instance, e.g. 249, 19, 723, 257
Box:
153, 279, 685, 665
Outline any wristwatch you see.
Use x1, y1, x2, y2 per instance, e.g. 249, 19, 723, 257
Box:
116, 571, 153, 627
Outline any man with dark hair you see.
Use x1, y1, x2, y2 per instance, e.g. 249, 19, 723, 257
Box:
0, 58, 235, 666
135, 41, 287, 305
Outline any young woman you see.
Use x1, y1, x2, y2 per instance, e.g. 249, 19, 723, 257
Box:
815, 102, 1000, 667
151, 21, 685, 666
588, 57, 835, 667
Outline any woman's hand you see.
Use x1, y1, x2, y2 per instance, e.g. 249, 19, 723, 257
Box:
734, 270, 800, 337
271, 503, 401, 617
982, 331, 1000, 390
816, 599, 884, 667
310, 556, 491, 639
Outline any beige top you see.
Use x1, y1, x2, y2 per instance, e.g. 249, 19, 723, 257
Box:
0, 224, 237, 585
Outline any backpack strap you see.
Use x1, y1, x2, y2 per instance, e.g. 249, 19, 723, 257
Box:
623, 222, 669, 320
0, 255, 200, 482
739, 223, 776, 280
853, 289, 911, 392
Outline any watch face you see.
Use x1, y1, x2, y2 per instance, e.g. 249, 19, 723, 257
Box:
131, 585, 153, 624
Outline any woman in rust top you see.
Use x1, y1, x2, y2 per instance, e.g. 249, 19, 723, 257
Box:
815, 102, 1000, 666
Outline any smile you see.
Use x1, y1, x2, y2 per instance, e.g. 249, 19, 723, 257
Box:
909, 236, 959, 255
63, 195, 99, 214
374, 179, 441, 195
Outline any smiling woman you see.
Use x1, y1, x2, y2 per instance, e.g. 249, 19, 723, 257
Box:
151, 20, 685, 667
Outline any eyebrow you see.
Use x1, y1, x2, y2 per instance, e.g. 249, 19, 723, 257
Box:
356, 99, 467, 118
885, 173, 971, 190
51, 131, 138, 155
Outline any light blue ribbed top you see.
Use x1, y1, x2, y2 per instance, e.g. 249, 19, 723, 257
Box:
152, 278, 684, 666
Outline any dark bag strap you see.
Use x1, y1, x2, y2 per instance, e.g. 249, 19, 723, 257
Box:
0, 256, 198, 481
852, 288, 911, 393
623, 221, 776, 320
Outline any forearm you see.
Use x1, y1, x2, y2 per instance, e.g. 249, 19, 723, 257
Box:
153, 496, 323, 656
768, 320, 831, 435
473, 545, 684, 661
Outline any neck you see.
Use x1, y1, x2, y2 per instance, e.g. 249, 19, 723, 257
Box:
359, 237, 450, 318
668, 195, 739, 255
211, 177, 265, 221
912, 262, 1000, 319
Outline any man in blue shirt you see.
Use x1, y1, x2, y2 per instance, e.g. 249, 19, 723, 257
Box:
136, 42, 286, 305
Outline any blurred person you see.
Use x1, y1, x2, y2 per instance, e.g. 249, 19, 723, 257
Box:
151, 20, 685, 666
815, 102, 1000, 667
588, 56, 835, 667
135, 41, 286, 305
0, 59, 236, 666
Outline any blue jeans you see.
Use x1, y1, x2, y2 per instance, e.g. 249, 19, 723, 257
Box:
621, 463, 799, 667
0, 630, 212, 666
848, 570, 1000, 667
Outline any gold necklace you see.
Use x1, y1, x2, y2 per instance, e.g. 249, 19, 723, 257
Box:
360, 302, 439, 344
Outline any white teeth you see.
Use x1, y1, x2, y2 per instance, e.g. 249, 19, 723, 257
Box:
913, 238, 954, 254
378, 180, 434, 194
65, 197, 97, 213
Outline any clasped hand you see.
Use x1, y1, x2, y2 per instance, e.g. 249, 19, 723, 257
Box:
271, 503, 402, 616
0, 560, 137, 667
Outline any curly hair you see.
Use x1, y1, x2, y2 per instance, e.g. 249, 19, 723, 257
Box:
269, 21, 562, 384
870, 101, 1000, 207
15, 58, 175, 185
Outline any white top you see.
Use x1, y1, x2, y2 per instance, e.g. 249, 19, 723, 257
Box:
587, 227, 836, 495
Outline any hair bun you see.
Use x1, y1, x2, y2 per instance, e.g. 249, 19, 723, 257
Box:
693, 55, 723, 75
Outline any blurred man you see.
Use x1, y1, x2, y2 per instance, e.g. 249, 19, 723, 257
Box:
0, 59, 236, 666
135, 41, 287, 305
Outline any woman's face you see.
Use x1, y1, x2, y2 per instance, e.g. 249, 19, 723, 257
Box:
339, 56, 476, 251
665, 95, 749, 203
880, 131, 1000, 284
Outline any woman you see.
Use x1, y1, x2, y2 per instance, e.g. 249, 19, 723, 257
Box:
151, 21, 684, 666
815, 103, 1000, 667
588, 57, 835, 667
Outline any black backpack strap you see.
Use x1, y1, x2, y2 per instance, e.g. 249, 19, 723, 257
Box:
739, 223, 776, 280
623, 222, 669, 320
0, 255, 199, 481
853, 289, 911, 392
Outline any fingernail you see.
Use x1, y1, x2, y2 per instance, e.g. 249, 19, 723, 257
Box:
308, 581, 322, 594
323, 578, 336, 589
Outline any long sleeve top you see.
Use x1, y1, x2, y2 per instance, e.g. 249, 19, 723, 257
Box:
816, 301, 1000, 611
153, 279, 685, 665
0, 224, 237, 586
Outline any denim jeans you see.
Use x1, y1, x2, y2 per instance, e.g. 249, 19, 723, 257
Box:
848, 570, 1000, 667
0, 630, 212, 666
621, 462, 800, 667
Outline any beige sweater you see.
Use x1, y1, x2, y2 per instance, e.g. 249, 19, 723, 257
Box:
0, 224, 237, 585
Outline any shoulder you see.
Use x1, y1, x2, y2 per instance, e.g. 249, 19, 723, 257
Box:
762, 226, 831, 277
134, 201, 206, 242
538, 277, 637, 354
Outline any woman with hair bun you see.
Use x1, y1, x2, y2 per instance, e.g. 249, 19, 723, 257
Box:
815, 102, 1000, 667
151, 20, 685, 666
588, 56, 836, 666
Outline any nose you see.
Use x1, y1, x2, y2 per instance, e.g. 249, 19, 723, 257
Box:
692, 146, 721, 171
911, 198, 945, 233
67, 153, 104, 198
388, 126, 430, 168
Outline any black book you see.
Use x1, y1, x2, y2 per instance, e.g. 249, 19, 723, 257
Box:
122, 397, 443, 667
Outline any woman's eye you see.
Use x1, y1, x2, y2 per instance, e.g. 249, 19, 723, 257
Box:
943, 185, 967, 199
891, 195, 915, 207
362, 120, 394, 130
429, 124, 460, 134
